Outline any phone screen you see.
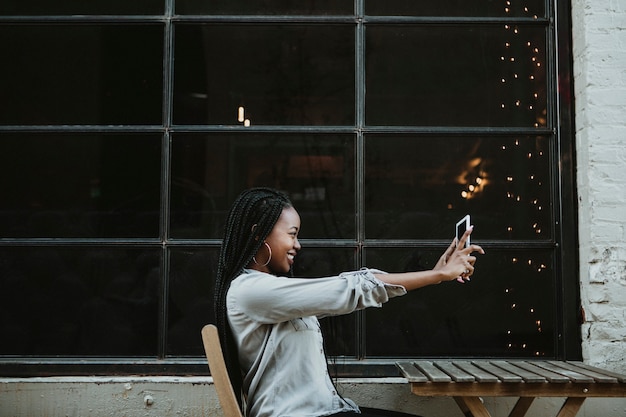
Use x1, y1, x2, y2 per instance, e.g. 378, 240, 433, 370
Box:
456, 215, 471, 248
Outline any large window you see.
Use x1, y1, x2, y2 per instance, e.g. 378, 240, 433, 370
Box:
0, 0, 579, 376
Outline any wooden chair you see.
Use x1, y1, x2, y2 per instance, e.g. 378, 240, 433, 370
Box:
201, 324, 244, 417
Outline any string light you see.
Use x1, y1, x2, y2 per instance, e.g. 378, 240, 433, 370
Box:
498, 1, 548, 357
237, 106, 252, 127
499, 3, 545, 129
237, 106, 244, 122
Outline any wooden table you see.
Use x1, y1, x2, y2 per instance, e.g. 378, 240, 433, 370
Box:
396, 360, 626, 417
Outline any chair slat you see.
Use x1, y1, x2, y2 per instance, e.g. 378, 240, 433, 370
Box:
201, 324, 244, 417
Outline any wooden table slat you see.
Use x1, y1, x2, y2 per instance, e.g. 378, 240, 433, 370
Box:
472, 361, 524, 383
551, 361, 618, 383
395, 361, 429, 383
489, 360, 547, 383
532, 361, 595, 383
434, 361, 476, 382
567, 361, 626, 383
413, 361, 452, 382
511, 361, 571, 383
397, 359, 626, 417
454, 361, 500, 383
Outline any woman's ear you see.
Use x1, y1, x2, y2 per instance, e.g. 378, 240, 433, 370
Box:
251, 224, 259, 240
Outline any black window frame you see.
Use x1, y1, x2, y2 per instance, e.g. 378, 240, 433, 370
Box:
0, 0, 579, 376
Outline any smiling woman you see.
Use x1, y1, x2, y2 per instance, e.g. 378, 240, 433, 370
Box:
212, 187, 483, 417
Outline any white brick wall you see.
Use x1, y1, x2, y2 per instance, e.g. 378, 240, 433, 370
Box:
572, 0, 626, 373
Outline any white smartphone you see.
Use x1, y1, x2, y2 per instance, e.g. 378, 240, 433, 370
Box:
456, 215, 471, 248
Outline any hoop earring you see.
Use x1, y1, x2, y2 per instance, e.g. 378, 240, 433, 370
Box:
253, 242, 272, 267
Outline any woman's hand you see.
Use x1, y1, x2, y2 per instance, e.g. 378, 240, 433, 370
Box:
372, 227, 484, 290
434, 227, 485, 283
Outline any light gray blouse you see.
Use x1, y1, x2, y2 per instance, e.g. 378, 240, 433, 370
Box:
227, 268, 407, 417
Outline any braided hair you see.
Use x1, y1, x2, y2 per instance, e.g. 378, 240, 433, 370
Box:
213, 187, 293, 407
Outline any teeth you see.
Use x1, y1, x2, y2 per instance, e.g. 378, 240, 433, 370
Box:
288, 254, 295, 260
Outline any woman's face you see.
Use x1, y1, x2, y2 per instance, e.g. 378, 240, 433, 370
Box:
255, 206, 301, 274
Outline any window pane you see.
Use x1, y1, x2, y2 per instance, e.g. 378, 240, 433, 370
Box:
0, 134, 161, 238
365, 248, 555, 357
174, 25, 354, 126
364, 135, 551, 240
366, 25, 547, 127
0, 25, 163, 125
0, 247, 161, 356
176, 0, 352, 15
171, 134, 355, 239
366, 1, 544, 17
168, 248, 218, 356
292, 247, 357, 357
0, 0, 163, 15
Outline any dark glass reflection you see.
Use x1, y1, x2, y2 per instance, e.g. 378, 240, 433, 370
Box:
176, 0, 352, 15
168, 248, 219, 356
0, 0, 163, 15
366, 25, 547, 127
292, 247, 357, 357
0, 134, 161, 238
0, 247, 161, 356
364, 135, 551, 240
365, 248, 555, 357
366, 0, 544, 17
174, 25, 355, 126
170, 134, 355, 239
0, 25, 163, 125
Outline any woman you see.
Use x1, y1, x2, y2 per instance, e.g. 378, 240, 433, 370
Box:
214, 188, 484, 417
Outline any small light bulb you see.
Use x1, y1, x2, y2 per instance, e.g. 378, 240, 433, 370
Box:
237, 106, 245, 122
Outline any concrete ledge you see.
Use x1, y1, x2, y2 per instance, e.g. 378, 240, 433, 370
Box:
1, 376, 625, 417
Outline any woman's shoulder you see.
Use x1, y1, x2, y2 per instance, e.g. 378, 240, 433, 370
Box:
231, 268, 281, 287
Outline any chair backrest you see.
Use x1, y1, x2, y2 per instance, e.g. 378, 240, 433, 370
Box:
201, 324, 244, 417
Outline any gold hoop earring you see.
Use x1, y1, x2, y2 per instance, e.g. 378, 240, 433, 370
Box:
253, 242, 272, 267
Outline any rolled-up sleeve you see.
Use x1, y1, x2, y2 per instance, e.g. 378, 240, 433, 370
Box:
228, 268, 407, 324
